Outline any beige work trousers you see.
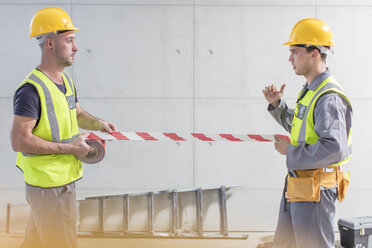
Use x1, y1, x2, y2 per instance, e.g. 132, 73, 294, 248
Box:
20, 182, 78, 248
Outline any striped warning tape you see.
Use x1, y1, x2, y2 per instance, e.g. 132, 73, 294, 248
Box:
87, 131, 290, 143
80, 132, 290, 164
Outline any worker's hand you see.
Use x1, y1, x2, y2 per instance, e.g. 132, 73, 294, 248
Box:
71, 133, 94, 157
97, 120, 117, 133
262, 84, 286, 108
274, 135, 290, 155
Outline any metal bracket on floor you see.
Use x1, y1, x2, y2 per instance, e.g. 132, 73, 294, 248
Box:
79, 184, 247, 239
6, 185, 248, 239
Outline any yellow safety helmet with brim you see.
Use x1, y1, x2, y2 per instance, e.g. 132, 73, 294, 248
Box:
284, 18, 334, 47
30, 7, 79, 38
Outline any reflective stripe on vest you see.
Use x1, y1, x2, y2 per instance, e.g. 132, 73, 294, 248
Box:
290, 76, 352, 167
29, 73, 60, 141
21, 72, 79, 156
16, 69, 82, 187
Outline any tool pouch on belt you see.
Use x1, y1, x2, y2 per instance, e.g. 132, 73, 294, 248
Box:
286, 169, 321, 202
337, 170, 350, 203
285, 167, 344, 202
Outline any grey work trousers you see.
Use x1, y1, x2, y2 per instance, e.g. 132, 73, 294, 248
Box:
273, 187, 337, 248
20, 182, 78, 248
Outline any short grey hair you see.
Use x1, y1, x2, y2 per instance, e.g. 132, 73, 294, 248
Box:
312, 45, 334, 55
35, 32, 55, 46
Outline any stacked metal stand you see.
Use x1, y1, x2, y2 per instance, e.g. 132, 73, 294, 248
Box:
6, 185, 247, 239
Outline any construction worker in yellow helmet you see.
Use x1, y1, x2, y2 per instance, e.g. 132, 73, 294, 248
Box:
11, 7, 117, 248
263, 18, 352, 248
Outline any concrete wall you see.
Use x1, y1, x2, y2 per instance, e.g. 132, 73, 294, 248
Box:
1, 0, 371, 232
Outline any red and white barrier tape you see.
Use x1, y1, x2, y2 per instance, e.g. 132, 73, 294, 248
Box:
87, 131, 290, 143
80, 132, 289, 164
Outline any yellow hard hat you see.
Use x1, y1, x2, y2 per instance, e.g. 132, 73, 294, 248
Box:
284, 18, 334, 47
30, 7, 79, 38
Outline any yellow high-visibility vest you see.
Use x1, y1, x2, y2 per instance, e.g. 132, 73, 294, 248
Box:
15, 69, 82, 187
290, 76, 352, 167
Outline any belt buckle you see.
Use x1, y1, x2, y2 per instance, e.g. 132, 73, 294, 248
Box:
323, 167, 334, 173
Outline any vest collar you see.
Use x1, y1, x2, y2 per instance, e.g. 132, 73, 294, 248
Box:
303, 68, 331, 91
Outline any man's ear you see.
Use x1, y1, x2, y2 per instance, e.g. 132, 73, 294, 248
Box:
312, 49, 319, 58
45, 37, 54, 51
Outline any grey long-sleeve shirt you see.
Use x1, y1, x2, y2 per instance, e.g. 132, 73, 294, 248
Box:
269, 69, 352, 170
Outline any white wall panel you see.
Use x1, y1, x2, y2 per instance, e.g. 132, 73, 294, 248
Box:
195, 0, 315, 5
72, 0, 193, 4
227, 189, 281, 231
80, 141, 194, 189
77, 98, 193, 132
318, 0, 372, 5
0, 99, 23, 188
195, 142, 287, 188
194, 99, 288, 188
72, 5, 193, 98
339, 99, 372, 190
194, 98, 294, 133
0, 1, 70, 3
195, 5, 316, 99
318, 6, 372, 98
336, 189, 372, 220
0, 4, 52, 97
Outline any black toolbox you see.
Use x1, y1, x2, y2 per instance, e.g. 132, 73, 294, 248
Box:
338, 216, 372, 248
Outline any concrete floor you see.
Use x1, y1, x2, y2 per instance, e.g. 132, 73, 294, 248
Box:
0, 232, 343, 248
0, 232, 274, 248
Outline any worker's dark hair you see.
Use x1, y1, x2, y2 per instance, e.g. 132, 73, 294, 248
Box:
56, 30, 71, 35
294, 44, 329, 62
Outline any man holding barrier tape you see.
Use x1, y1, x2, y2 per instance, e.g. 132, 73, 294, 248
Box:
263, 18, 352, 248
11, 7, 116, 248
